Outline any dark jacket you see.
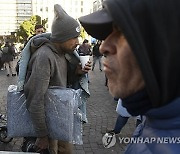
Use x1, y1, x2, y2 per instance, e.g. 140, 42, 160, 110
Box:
24, 38, 67, 137
23, 36, 86, 137
125, 97, 180, 154
105, 0, 180, 108
92, 43, 102, 57
1, 44, 14, 62
78, 43, 91, 56
103, 0, 180, 153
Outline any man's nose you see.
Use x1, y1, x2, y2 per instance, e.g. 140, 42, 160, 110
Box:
99, 42, 104, 54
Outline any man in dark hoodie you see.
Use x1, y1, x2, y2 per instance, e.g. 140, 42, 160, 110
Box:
23, 4, 91, 154
92, 40, 102, 71
79, 0, 180, 153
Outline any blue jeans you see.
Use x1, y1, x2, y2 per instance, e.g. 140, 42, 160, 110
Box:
113, 115, 129, 134
92, 56, 102, 70
113, 115, 143, 134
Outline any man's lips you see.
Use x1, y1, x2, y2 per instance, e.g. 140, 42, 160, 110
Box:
103, 62, 112, 73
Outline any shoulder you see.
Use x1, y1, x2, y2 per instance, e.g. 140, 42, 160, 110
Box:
31, 44, 55, 64
37, 44, 52, 53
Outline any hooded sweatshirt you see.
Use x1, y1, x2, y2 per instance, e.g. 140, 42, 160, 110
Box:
103, 0, 180, 109
102, 0, 180, 153
23, 36, 90, 137
24, 38, 67, 136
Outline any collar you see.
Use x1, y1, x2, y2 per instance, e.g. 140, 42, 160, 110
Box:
122, 89, 152, 116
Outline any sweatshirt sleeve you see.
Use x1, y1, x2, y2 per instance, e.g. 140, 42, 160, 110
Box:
24, 49, 52, 137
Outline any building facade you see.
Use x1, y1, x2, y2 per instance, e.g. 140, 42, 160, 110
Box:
0, 0, 93, 41
0, 0, 32, 36
93, 0, 103, 12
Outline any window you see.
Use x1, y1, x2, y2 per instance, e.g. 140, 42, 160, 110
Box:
75, 1, 78, 5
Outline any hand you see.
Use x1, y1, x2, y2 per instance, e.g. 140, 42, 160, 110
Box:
82, 61, 92, 72
76, 61, 92, 75
35, 136, 49, 151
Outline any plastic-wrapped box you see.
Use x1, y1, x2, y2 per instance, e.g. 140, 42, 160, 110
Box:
7, 85, 83, 145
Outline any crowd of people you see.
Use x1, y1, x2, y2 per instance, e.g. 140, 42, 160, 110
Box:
0, 24, 45, 76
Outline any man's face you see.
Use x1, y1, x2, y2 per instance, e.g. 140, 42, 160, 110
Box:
56, 37, 79, 54
35, 28, 44, 35
100, 26, 145, 99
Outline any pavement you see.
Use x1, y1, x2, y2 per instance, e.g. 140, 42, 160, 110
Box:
0, 58, 136, 154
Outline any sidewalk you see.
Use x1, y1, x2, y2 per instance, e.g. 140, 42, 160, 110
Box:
0, 60, 136, 153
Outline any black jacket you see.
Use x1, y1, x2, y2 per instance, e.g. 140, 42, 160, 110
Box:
105, 0, 180, 108
92, 44, 102, 57
1, 44, 14, 62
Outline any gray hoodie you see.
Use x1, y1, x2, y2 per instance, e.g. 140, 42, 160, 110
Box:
24, 38, 67, 137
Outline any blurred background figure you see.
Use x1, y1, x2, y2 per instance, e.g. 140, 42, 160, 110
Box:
92, 40, 102, 71
34, 24, 45, 35
1, 41, 16, 76
16, 24, 45, 75
0, 43, 3, 70
78, 39, 92, 56
11, 43, 19, 59
24, 24, 45, 48
78, 39, 92, 83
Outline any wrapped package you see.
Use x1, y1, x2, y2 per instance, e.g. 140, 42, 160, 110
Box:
7, 85, 83, 145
